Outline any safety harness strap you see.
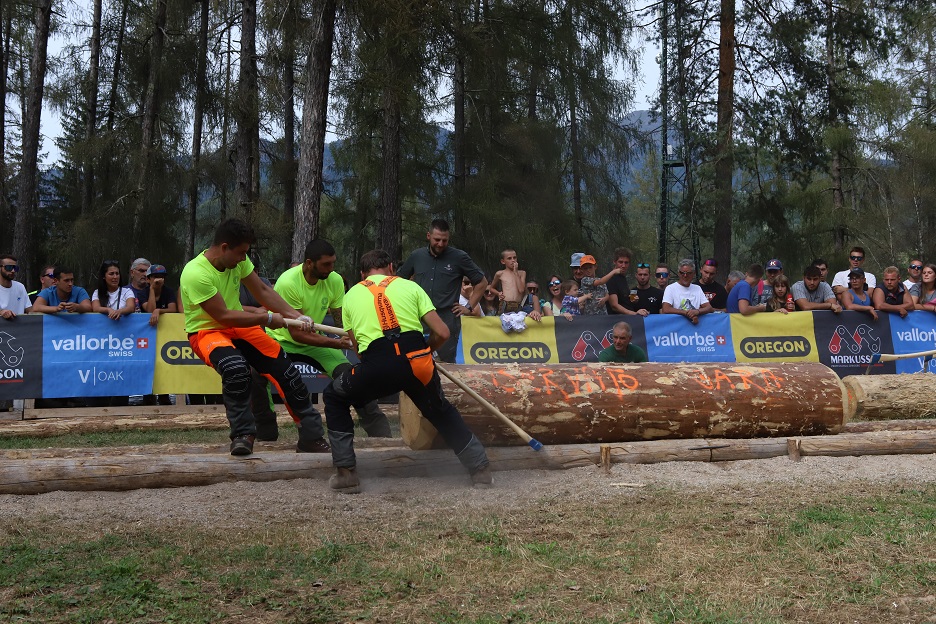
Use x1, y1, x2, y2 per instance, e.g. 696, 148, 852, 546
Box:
360, 276, 402, 337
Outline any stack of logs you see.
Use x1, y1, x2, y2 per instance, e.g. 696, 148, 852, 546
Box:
0, 363, 933, 495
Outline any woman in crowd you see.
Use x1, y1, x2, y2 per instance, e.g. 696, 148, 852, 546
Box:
765, 275, 795, 314
540, 275, 565, 316
841, 268, 878, 320
479, 282, 500, 316
914, 263, 936, 312
91, 260, 136, 320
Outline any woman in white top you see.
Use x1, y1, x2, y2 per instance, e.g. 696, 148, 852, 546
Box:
91, 260, 136, 320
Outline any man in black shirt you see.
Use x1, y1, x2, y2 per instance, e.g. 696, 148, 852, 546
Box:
695, 258, 728, 311
628, 262, 663, 315
605, 247, 636, 315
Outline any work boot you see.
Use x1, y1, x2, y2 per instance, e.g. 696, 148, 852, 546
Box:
230, 434, 256, 456
296, 437, 330, 453
329, 467, 361, 494
470, 464, 493, 488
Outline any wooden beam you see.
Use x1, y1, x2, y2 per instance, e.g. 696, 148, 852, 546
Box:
842, 374, 936, 421
1, 428, 933, 495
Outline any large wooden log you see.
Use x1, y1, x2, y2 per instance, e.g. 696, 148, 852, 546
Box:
401, 362, 852, 449
1, 429, 933, 495
841, 374, 936, 421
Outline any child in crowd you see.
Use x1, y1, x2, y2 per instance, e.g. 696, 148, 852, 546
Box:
560, 280, 591, 319
490, 249, 541, 319
578, 254, 621, 315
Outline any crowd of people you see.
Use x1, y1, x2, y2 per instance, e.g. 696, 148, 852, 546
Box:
3, 227, 935, 489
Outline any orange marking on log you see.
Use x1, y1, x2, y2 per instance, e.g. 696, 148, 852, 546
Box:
693, 369, 715, 391
760, 368, 784, 389
711, 369, 736, 391
537, 368, 571, 400
604, 369, 639, 394
491, 370, 518, 394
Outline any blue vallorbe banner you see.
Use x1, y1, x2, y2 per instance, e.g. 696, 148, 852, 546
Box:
643, 313, 735, 362
888, 313, 936, 374
42, 314, 157, 397
0, 316, 43, 400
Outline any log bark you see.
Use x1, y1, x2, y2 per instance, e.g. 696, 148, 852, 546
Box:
402, 362, 852, 449
1, 429, 933, 495
841, 374, 936, 421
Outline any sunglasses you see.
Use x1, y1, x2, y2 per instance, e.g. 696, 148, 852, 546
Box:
549, 280, 561, 286
767, 269, 780, 273
910, 264, 923, 270
636, 263, 650, 269
678, 270, 693, 276
44, 273, 55, 279
850, 255, 863, 262
2, 264, 18, 271
656, 272, 669, 278
527, 287, 539, 292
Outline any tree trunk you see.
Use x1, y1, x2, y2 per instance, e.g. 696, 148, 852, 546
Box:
186, 0, 209, 259
401, 363, 851, 448
0, 4, 11, 223
131, 0, 167, 248
826, 0, 845, 252
294, 0, 336, 261
106, 0, 127, 133
82, 0, 102, 216
283, 45, 296, 227
713, 0, 734, 279
234, 0, 258, 222
378, 83, 402, 262
13, 0, 53, 286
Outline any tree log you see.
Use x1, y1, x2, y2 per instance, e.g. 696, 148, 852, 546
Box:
402, 363, 852, 449
1, 429, 933, 495
841, 374, 936, 421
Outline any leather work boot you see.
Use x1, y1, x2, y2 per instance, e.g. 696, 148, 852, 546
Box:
328, 467, 361, 494
296, 437, 330, 453
230, 435, 256, 456
470, 464, 493, 488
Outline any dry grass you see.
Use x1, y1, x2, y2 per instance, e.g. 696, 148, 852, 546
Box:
2, 479, 934, 623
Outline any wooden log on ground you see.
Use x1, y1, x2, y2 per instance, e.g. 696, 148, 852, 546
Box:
401, 362, 852, 449
0, 406, 401, 438
841, 374, 936, 421
844, 418, 936, 433
2, 428, 933, 495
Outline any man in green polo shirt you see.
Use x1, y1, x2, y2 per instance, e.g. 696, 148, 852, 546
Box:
180, 218, 329, 456
597, 321, 648, 363
250, 239, 391, 439
323, 249, 491, 493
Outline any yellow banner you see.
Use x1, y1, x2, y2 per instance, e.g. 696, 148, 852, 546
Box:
729, 312, 819, 363
460, 316, 560, 364
152, 313, 222, 394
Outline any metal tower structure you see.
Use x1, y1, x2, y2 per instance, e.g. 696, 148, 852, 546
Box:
658, 0, 700, 269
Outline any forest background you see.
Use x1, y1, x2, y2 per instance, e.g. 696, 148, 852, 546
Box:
1, 0, 935, 290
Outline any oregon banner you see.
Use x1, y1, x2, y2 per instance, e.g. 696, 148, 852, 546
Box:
0, 315, 43, 400
152, 313, 222, 394
459, 316, 559, 364
729, 312, 818, 363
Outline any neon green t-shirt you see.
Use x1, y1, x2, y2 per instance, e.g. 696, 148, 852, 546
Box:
267, 265, 344, 346
180, 252, 255, 333
343, 275, 435, 353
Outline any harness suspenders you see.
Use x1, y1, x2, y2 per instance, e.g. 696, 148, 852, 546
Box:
360, 276, 403, 338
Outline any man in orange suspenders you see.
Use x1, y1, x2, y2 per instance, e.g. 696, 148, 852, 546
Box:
180, 219, 329, 456
323, 249, 492, 492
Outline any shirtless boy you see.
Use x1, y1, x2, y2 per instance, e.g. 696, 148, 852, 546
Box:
490, 249, 541, 319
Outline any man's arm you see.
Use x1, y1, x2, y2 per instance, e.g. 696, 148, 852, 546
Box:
738, 298, 766, 316
795, 297, 841, 312
421, 309, 450, 352
466, 276, 489, 310
242, 272, 302, 321
286, 306, 351, 350
593, 268, 621, 286
31, 296, 60, 314
607, 293, 637, 315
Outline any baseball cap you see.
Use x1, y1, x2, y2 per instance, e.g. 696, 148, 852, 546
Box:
146, 264, 168, 277
848, 267, 865, 278
766, 259, 783, 270
569, 252, 585, 268
580, 255, 597, 266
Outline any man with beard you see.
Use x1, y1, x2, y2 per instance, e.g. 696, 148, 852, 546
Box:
398, 219, 487, 362
0, 255, 31, 319
250, 239, 392, 440
627, 262, 663, 315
